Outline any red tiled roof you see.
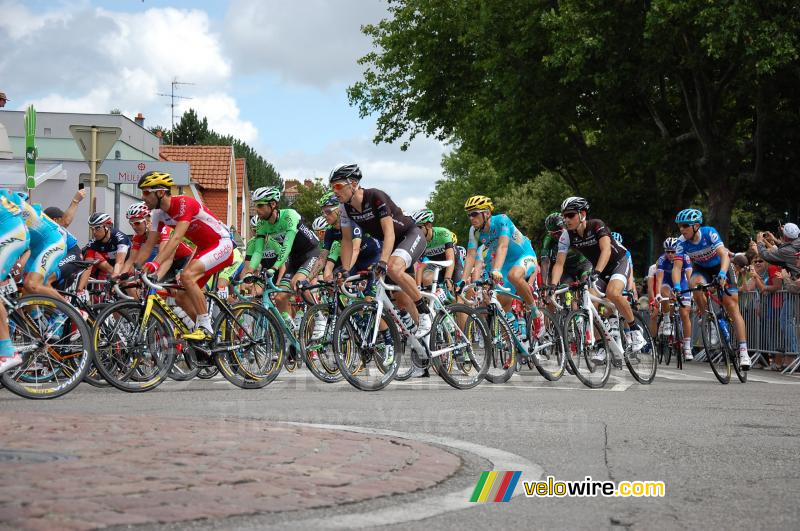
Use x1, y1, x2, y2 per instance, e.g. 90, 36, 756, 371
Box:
159, 145, 233, 190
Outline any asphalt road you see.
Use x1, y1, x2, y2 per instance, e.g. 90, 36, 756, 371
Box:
2, 361, 799, 530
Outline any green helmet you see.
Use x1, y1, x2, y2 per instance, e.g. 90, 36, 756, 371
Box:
544, 212, 564, 232
252, 186, 281, 204
318, 191, 338, 208
411, 208, 434, 225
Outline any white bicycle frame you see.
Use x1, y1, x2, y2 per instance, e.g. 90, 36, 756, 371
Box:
578, 279, 626, 361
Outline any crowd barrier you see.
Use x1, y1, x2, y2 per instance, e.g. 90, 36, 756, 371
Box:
639, 290, 799, 374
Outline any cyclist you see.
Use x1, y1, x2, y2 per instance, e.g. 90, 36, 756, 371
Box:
242, 215, 284, 297
77, 212, 131, 292
411, 208, 462, 294
548, 196, 647, 356
318, 191, 381, 281
672, 208, 750, 369
0, 189, 30, 373
43, 206, 83, 292
6, 192, 68, 302
124, 202, 194, 281
209, 247, 244, 303
312, 215, 328, 243
243, 186, 321, 316
136, 171, 235, 340
654, 236, 694, 360
462, 195, 537, 302
330, 164, 429, 347
540, 212, 592, 287
612, 231, 638, 298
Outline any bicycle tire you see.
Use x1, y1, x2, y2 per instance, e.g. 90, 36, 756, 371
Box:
213, 303, 284, 388
196, 365, 219, 379
482, 311, 517, 384
430, 304, 490, 389
624, 314, 657, 384
333, 300, 401, 391
563, 309, 610, 389
673, 314, 684, 370
299, 303, 343, 383
526, 307, 566, 382
91, 301, 176, 392
727, 326, 747, 383
701, 313, 731, 384
82, 303, 110, 388
1, 295, 93, 399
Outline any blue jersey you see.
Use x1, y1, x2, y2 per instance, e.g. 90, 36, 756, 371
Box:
467, 214, 536, 266
7, 193, 63, 246
57, 225, 79, 250
0, 189, 23, 223
676, 226, 723, 267
657, 253, 692, 287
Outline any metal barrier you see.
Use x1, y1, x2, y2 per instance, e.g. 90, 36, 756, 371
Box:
639, 290, 799, 374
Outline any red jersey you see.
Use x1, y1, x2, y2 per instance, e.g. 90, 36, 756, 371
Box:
132, 225, 194, 260
150, 196, 230, 249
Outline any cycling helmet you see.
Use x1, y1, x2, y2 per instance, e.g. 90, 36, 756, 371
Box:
464, 195, 493, 212
675, 208, 703, 225
252, 186, 281, 204
544, 212, 564, 232
560, 196, 589, 213
457, 245, 467, 261
250, 215, 260, 228
663, 237, 679, 251
88, 212, 113, 227
126, 202, 150, 220
312, 216, 329, 231
329, 164, 362, 183
411, 208, 435, 225
318, 191, 339, 208
137, 171, 174, 189
611, 232, 623, 244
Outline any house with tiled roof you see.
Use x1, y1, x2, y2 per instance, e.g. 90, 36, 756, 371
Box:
284, 179, 314, 205
160, 145, 240, 231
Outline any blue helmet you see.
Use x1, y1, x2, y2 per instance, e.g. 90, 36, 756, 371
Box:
675, 208, 702, 225
663, 237, 679, 251
611, 232, 623, 244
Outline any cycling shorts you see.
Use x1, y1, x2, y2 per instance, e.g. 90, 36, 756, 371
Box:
493, 254, 537, 295
54, 244, 83, 289
390, 226, 426, 270
659, 276, 691, 304
194, 238, 235, 287
0, 218, 29, 282
26, 235, 67, 279
691, 262, 738, 295
279, 247, 320, 287
595, 256, 631, 292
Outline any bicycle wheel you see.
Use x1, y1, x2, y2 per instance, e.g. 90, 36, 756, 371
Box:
483, 311, 518, 384
82, 303, 110, 388
430, 304, 490, 389
213, 303, 284, 388
196, 365, 219, 379
393, 334, 417, 381
672, 315, 684, 370
726, 322, 747, 383
2, 295, 93, 399
527, 307, 566, 381
168, 344, 201, 381
299, 303, 343, 383
563, 309, 610, 389
701, 313, 731, 384
624, 314, 657, 384
91, 301, 176, 392
333, 300, 401, 391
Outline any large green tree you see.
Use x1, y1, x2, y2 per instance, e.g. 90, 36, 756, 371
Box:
350, 0, 800, 253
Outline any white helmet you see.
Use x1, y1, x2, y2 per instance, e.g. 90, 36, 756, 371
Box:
312, 216, 328, 231
250, 215, 260, 228
252, 186, 281, 203
126, 202, 150, 220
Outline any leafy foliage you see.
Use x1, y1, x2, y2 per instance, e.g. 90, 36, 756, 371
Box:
291, 178, 328, 222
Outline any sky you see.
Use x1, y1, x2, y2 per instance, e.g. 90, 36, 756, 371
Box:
0, 0, 448, 211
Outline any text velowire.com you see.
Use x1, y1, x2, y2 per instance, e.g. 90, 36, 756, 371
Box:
524, 476, 665, 498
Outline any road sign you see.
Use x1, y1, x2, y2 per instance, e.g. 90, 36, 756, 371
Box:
101, 160, 190, 186
69, 125, 121, 164
24, 105, 36, 189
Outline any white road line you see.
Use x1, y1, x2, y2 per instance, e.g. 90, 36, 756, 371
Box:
657, 370, 707, 381
247, 422, 544, 530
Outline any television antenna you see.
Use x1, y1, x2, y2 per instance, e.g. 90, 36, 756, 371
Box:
157, 79, 194, 131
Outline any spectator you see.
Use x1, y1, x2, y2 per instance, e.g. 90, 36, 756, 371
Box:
44, 189, 86, 229
732, 253, 749, 291
753, 223, 800, 278
784, 253, 800, 294
0, 92, 7, 108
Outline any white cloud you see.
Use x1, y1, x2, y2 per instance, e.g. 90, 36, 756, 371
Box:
225, 0, 388, 87
0, 2, 255, 143
271, 133, 450, 211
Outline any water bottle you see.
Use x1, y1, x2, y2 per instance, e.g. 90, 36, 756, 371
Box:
608, 317, 621, 345
717, 316, 730, 343
516, 314, 528, 340
293, 310, 305, 332
173, 306, 195, 330
398, 309, 416, 332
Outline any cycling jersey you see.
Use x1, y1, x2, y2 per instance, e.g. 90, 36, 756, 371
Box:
675, 226, 723, 267
339, 188, 415, 241
467, 214, 536, 267
557, 219, 627, 272
323, 225, 381, 265
249, 209, 319, 271
86, 228, 131, 264
245, 236, 281, 270
423, 227, 456, 260
0, 191, 28, 282
656, 253, 692, 278
131, 226, 193, 262
56, 226, 78, 250
0, 189, 23, 222
7, 194, 63, 246
542, 232, 589, 271
150, 195, 231, 249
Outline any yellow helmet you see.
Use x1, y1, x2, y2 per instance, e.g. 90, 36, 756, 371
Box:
138, 171, 174, 190
464, 195, 493, 212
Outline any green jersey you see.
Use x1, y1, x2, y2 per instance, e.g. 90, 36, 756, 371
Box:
424, 227, 456, 260
248, 209, 318, 271
542, 233, 589, 270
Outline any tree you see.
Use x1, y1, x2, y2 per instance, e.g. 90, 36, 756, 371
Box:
291, 178, 328, 222
172, 108, 210, 145
350, 0, 800, 245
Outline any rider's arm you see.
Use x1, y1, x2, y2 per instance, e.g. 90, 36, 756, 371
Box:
444, 246, 455, 281
137, 230, 160, 268
540, 256, 551, 285
490, 235, 510, 274
378, 216, 395, 264
463, 247, 476, 283
594, 235, 612, 274
152, 220, 188, 267
340, 225, 354, 270
550, 251, 567, 286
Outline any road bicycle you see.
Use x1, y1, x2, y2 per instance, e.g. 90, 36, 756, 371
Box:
653, 296, 688, 369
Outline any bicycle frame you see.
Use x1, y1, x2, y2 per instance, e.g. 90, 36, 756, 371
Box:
578, 280, 627, 364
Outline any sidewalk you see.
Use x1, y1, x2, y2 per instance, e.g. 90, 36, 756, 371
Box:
0, 412, 461, 530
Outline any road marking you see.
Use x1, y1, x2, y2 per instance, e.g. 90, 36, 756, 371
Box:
251, 422, 544, 530
657, 369, 707, 381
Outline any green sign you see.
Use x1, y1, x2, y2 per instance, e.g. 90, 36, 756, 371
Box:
24, 105, 36, 189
